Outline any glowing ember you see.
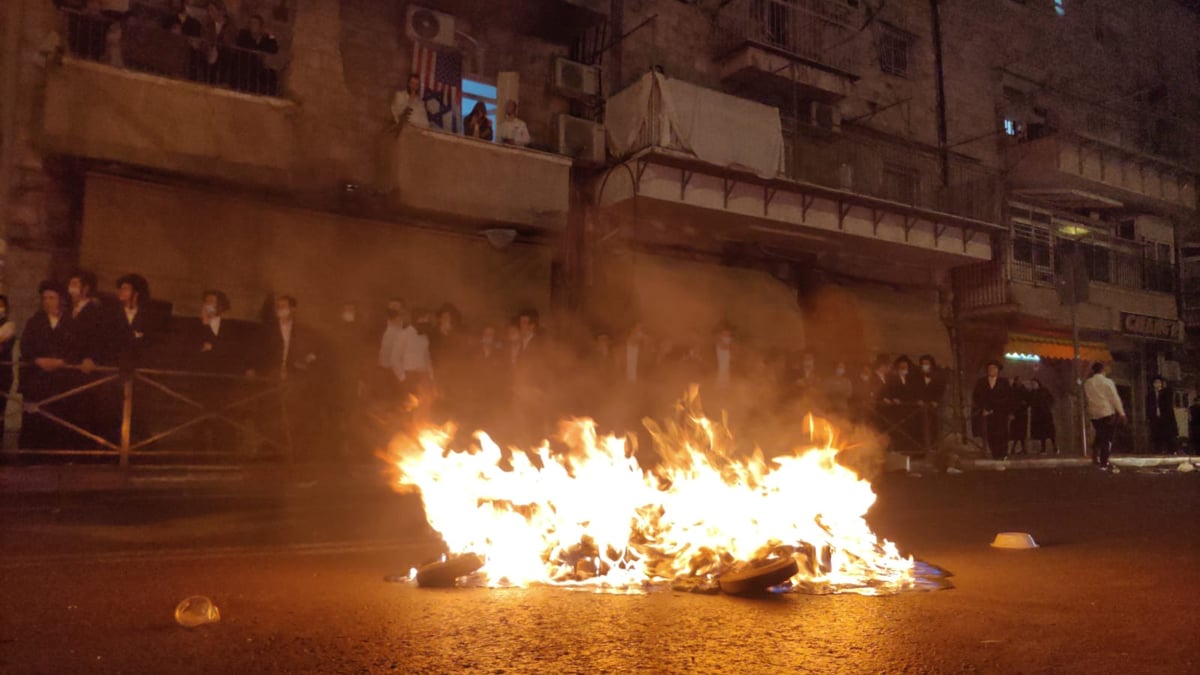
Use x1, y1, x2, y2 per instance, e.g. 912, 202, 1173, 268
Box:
389, 391, 916, 594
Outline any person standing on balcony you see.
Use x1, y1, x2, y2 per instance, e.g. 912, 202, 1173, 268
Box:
464, 101, 494, 141
163, 0, 202, 36
972, 360, 1013, 460
1146, 375, 1178, 455
1083, 361, 1125, 470
201, 1, 237, 84
497, 100, 531, 147
234, 14, 279, 94
391, 74, 429, 130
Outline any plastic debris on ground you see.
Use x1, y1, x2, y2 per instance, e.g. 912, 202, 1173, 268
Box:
174, 596, 220, 628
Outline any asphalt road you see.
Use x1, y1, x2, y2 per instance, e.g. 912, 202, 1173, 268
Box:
1, 467, 1198, 674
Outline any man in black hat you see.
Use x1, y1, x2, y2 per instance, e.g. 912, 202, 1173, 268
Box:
882, 355, 919, 453
19, 281, 80, 448
972, 359, 1013, 459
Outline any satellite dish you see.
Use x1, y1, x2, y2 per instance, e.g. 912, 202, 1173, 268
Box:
410, 9, 441, 40
483, 228, 517, 250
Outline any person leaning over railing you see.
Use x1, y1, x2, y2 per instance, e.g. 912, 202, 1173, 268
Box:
18, 281, 82, 450
232, 15, 279, 95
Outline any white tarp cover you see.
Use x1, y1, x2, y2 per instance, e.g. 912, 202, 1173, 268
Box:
606, 72, 784, 178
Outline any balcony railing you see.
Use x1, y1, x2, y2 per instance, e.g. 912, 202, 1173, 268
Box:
57, 6, 286, 97
1010, 247, 1176, 295
786, 131, 1002, 223
952, 262, 1010, 313
716, 0, 855, 73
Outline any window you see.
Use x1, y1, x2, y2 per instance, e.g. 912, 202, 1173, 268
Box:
1053, 0, 1065, 16
1116, 219, 1136, 241
461, 78, 497, 140
1081, 243, 1111, 283
878, 26, 910, 77
1003, 119, 1025, 137
1012, 223, 1053, 283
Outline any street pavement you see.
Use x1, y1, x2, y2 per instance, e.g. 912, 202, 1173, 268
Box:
1, 467, 1199, 673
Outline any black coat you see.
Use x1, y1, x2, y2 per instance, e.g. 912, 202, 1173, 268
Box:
971, 376, 1013, 437
19, 312, 80, 399
1029, 388, 1055, 440
71, 299, 116, 365
162, 12, 202, 37
1147, 387, 1178, 439
257, 320, 321, 379
914, 372, 947, 405
183, 317, 257, 375
112, 304, 166, 369
883, 373, 918, 404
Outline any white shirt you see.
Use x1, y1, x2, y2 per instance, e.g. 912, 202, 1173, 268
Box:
208, 316, 222, 337
124, 306, 138, 325
379, 322, 416, 380
402, 333, 433, 374
73, 298, 90, 318
716, 347, 732, 385
625, 344, 639, 383
391, 91, 429, 128
1084, 373, 1125, 420
498, 117, 531, 146
48, 314, 61, 330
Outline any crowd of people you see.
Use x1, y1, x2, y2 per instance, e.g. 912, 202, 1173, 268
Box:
58, 0, 288, 96
4, 269, 969, 458
390, 74, 533, 148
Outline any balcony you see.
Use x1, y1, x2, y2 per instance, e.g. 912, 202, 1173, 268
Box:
601, 72, 1003, 270
787, 131, 1001, 224
715, 0, 857, 101
1007, 130, 1197, 212
388, 127, 571, 229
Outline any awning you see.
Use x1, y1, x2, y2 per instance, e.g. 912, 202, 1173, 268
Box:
1005, 332, 1113, 362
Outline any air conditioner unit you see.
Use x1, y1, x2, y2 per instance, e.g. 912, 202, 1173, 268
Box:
405, 5, 455, 47
809, 101, 842, 133
557, 114, 606, 164
553, 57, 601, 98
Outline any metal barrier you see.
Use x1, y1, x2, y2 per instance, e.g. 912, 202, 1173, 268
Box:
864, 403, 952, 456
3, 362, 294, 466
58, 7, 285, 97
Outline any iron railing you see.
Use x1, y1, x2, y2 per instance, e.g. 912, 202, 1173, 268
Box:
3, 362, 295, 465
786, 131, 1003, 223
1010, 244, 1176, 294
58, 6, 285, 97
951, 262, 1010, 313
716, 0, 856, 73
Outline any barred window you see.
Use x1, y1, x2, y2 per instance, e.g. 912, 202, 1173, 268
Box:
879, 27, 910, 77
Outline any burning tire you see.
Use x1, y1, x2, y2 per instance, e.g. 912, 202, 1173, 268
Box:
717, 557, 800, 595
415, 553, 485, 588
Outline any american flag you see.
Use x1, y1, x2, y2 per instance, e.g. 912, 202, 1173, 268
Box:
412, 42, 462, 131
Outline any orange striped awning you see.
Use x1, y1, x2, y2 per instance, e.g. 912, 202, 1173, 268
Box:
1005, 332, 1113, 362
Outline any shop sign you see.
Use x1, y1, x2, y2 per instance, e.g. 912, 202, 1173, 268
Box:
1119, 312, 1182, 341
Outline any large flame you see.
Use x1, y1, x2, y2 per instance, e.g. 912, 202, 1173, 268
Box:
390, 391, 915, 594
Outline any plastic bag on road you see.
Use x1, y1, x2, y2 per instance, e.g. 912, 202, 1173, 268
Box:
174, 596, 221, 628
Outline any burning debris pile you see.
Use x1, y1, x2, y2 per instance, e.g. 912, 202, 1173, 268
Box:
390, 390, 921, 595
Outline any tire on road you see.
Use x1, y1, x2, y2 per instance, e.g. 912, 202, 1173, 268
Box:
416, 553, 485, 588
717, 557, 800, 595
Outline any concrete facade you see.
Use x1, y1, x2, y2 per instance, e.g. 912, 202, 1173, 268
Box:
0, 0, 1197, 445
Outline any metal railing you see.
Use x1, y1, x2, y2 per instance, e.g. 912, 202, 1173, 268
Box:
786, 131, 1003, 222
3, 362, 294, 466
58, 7, 285, 97
1010, 245, 1176, 294
951, 262, 1009, 313
716, 0, 856, 73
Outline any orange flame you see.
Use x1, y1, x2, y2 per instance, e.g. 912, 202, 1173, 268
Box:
390, 392, 914, 594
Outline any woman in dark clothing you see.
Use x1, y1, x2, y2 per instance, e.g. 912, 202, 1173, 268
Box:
464, 101, 494, 141
1028, 378, 1056, 454
1008, 377, 1031, 455
1146, 375, 1178, 455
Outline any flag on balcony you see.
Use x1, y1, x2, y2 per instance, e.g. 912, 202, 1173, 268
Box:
412, 42, 462, 132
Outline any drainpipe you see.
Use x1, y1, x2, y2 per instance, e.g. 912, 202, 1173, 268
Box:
929, 0, 949, 188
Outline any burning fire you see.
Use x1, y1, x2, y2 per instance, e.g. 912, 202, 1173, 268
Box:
390, 390, 916, 594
